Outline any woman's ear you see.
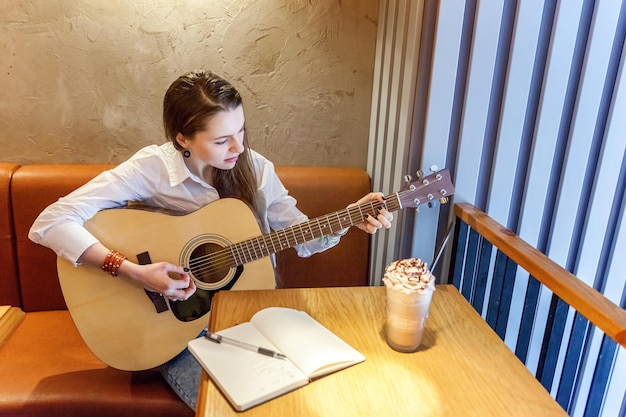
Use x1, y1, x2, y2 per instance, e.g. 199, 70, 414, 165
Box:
175, 132, 188, 149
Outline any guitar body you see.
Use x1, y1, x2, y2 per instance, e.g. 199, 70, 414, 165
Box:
57, 198, 275, 371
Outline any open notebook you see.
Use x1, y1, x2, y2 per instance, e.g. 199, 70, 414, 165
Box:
188, 307, 365, 411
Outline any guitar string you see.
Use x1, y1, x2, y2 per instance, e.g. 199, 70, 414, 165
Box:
186, 179, 443, 274
186, 184, 435, 275
186, 199, 391, 274
186, 199, 392, 274
186, 181, 443, 276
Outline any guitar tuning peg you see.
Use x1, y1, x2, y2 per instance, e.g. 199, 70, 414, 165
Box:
429, 165, 438, 173
439, 197, 449, 204
415, 170, 423, 179
403, 174, 412, 183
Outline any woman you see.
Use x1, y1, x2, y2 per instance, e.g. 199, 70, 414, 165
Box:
29, 70, 393, 410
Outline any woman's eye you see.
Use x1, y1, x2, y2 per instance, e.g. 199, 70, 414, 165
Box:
215, 139, 228, 145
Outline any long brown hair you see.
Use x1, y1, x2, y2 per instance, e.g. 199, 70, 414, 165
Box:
163, 70, 260, 220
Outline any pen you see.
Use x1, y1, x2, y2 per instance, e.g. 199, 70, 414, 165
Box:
205, 332, 287, 359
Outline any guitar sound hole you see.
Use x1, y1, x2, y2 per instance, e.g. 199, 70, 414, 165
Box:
172, 235, 243, 322
189, 242, 228, 285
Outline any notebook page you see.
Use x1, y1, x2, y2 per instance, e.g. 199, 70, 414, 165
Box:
188, 322, 308, 411
250, 307, 365, 378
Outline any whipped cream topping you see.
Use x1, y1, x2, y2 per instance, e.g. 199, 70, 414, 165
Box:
382, 258, 435, 294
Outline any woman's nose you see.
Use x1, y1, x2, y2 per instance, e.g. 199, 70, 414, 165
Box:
231, 136, 244, 153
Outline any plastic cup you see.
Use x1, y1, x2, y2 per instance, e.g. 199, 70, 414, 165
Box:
385, 285, 434, 352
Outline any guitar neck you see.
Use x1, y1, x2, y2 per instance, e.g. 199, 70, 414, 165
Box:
217, 194, 401, 269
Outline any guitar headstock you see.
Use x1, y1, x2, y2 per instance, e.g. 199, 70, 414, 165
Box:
397, 168, 455, 210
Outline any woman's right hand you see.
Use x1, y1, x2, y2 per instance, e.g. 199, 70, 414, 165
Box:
122, 261, 197, 302
79, 243, 197, 302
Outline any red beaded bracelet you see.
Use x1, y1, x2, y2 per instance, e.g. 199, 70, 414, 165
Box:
102, 250, 127, 277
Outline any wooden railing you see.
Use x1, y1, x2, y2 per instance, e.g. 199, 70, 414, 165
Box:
453, 203, 626, 346
449, 203, 626, 416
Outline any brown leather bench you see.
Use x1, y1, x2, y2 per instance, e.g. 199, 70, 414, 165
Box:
0, 163, 20, 308
0, 163, 371, 417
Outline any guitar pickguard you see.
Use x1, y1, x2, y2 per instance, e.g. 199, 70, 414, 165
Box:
169, 265, 243, 322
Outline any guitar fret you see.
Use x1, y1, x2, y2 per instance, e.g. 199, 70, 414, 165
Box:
315, 218, 324, 236
275, 234, 283, 250
276, 233, 283, 250
236, 242, 245, 264
252, 237, 261, 259
244, 240, 252, 261
357, 205, 364, 222
243, 241, 253, 262
268, 234, 277, 253
244, 242, 253, 263
261, 235, 272, 256
322, 215, 331, 234
346, 207, 354, 225
394, 194, 401, 210
229, 245, 240, 266
297, 223, 306, 243
283, 228, 289, 246
244, 243, 250, 263
253, 240, 259, 259
303, 223, 313, 240
257, 236, 266, 257
257, 237, 265, 258
250, 239, 259, 260
290, 226, 298, 246
231, 243, 239, 265
335, 211, 343, 230
235, 243, 247, 264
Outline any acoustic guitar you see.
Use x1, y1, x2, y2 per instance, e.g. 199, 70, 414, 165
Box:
57, 169, 454, 370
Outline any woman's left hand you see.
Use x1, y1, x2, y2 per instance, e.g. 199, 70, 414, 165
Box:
351, 192, 393, 234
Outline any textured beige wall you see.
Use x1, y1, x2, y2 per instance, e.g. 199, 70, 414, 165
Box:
0, 0, 378, 167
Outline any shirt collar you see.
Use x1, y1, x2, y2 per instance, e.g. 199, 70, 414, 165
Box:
161, 142, 213, 189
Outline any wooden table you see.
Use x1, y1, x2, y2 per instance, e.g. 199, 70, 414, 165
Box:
0, 306, 24, 348
196, 285, 567, 416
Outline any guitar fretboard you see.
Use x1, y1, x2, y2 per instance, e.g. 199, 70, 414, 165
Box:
189, 194, 401, 274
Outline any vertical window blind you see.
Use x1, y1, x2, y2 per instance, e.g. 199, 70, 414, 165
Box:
368, 1, 626, 415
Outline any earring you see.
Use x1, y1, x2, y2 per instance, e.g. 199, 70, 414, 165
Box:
183, 150, 191, 158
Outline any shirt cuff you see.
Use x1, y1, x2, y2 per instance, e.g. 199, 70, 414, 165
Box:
39, 222, 100, 265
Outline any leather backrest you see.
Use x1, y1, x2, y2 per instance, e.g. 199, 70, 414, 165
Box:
10, 164, 371, 312
274, 167, 371, 288
11, 165, 114, 311
0, 163, 21, 307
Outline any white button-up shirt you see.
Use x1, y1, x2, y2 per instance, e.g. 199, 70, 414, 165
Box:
29, 142, 340, 265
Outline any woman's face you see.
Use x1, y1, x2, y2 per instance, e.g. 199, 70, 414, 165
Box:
177, 105, 246, 172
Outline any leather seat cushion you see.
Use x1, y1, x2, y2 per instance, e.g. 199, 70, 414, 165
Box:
0, 310, 193, 417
